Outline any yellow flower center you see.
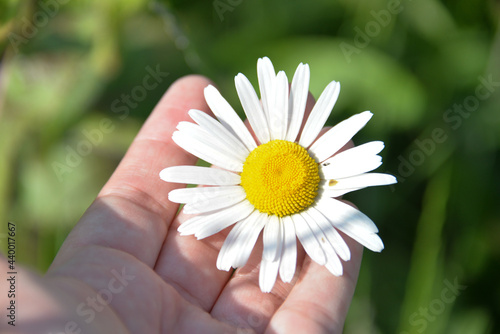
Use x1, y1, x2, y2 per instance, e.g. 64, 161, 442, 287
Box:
241, 139, 320, 217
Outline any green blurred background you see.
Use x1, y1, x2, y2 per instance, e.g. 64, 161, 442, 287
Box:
1, 0, 499, 332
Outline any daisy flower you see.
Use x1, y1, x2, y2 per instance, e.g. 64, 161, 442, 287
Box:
160, 57, 396, 293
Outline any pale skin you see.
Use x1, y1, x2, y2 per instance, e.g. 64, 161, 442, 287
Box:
0, 75, 363, 334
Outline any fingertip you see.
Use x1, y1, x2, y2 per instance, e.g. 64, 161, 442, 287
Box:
170, 74, 213, 93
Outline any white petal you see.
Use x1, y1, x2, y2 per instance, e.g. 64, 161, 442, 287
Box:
318, 187, 363, 198
279, 216, 297, 283
257, 57, 276, 124
258, 176, 283, 292
322, 173, 397, 192
235, 73, 270, 144
217, 212, 265, 271
188, 109, 250, 160
204, 85, 257, 151
306, 206, 351, 261
217, 212, 264, 271
168, 185, 242, 204
317, 197, 378, 233
337, 140, 385, 157
194, 200, 254, 239
320, 141, 385, 179
263, 215, 281, 261
172, 131, 243, 172
177, 202, 246, 236
217, 220, 247, 271
292, 213, 326, 265
301, 210, 341, 274
324, 248, 343, 276
319, 173, 396, 198
232, 212, 267, 268
177, 215, 206, 236
268, 71, 289, 140
315, 197, 384, 252
321, 155, 382, 180
183, 186, 247, 214
341, 229, 384, 253
160, 166, 240, 186
176, 122, 244, 167
308, 111, 373, 162
259, 256, 280, 293
285, 63, 310, 142
299, 81, 340, 148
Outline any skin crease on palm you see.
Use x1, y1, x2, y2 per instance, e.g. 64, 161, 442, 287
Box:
0, 75, 363, 334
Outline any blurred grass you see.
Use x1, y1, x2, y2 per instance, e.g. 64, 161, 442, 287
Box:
1, 0, 499, 332
398, 165, 451, 334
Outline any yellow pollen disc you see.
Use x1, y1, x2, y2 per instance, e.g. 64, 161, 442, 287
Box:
240, 139, 320, 217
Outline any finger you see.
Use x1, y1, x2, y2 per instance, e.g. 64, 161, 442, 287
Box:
266, 230, 363, 333
50, 75, 213, 269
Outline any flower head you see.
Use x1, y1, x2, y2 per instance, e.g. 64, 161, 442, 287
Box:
160, 57, 396, 293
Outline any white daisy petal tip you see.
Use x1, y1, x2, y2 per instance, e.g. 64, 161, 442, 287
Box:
342, 251, 351, 262
187, 108, 204, 120
159, 168, 173, 182
372, 141, 385, 154
259, 258, 280, 293
362, 110, 373, 117
386, 174, 398, 185
204, 84, 217, 94
331, 266, 343, 277
215, 261, 230, 272
167, 191, 180, 203
177, 227, 191, 236
234, 72, 245, 82
258, 56, 273, 67
371, 234, 385, 252
362, 111, 374, 123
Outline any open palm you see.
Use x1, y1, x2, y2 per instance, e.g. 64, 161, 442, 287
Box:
9, 76, 362, 334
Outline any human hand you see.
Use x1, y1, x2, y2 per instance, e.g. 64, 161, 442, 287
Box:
1, 75, 362, 334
